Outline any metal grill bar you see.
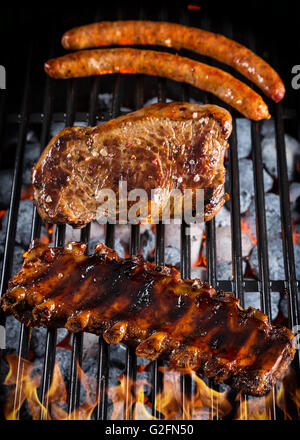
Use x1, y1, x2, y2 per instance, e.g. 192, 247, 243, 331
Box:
151, 77, 167, 419
274, 103, 300, 363
0, 4, 299, 422
0, 44, 33, 418
95, 74, 121, 420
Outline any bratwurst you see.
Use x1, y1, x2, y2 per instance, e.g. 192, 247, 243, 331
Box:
45, 48, 270, 120
61, 20, 285, 102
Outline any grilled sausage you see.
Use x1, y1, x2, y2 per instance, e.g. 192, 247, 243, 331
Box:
61, 20, 285, 102
45, 48, 270, 120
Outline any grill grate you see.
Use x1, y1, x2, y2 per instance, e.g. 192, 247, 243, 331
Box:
0, 3, 299, 420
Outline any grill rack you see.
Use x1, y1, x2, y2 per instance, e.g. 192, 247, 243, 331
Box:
0, 4, 299, 420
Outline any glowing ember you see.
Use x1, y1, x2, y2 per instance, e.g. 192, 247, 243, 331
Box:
241, 217, 257, 245
20, 185, 34, 201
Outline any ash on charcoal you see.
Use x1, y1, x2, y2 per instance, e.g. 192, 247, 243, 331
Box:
0, 200, 36, 248
140, 228, 155, 261
50, 121, 87, 138
89, 235, 125, 257
0, 244, 26, 276
30, 327, 68, 359
98, 93, 132, 113
0, 169, 13, 209
215, 207, 231, 228
191, 265, 207, 280
4, 315, 21, 354
249, 239, 300, 280
243, 291, 280, 321
82, 333, 100, 360
279, 291, 300, 317
261, 119, 275, 138
164, 246, 180, 268
236, 118, 252, 159
289, 182, 300, 223
216, 260, 246, 281
215, 226, 253, 262
243, 193, 282, 241
22, 143, 41, 185
14, 199, 34, 247
261, 134, 300, 181
227, 159, 273, 214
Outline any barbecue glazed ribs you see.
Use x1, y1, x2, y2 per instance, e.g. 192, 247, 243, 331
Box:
32, 102, 232, 227
2, 240, 295, 396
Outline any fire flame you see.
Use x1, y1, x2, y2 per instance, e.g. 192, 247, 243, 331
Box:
4, 352, 299, 420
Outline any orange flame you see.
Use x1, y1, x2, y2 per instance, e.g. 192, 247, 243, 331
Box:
241, 218, 257, 245
3, 353, 300, 420
4, 353, 99, 420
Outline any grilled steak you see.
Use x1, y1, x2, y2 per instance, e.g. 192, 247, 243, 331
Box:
2, 240, 295, 396
32, 102, 232, 227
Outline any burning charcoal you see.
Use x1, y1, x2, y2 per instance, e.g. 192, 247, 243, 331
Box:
4, 315, 21, 354
190, 223, 205, 267
243, 193, 282, 242
55, 348, 72, 385
215, 226, 253, 262
227, 159, 273, 214
82, 333, 99, 360
261, 134, 300, 181
50, 122, 65, 137
289, 182, 300, 223
98, 93, 113, 110
164, 246, 180, 268
12, 245, 26, 275
216, 260, 246, 281
191, 265, 207, 280
215, 206, 231, 228
140, 228, 155, 261
165, 223, 181, 250
261, 119, 275, 138
109, 344, 127, 373
0, 169, 13, 209
89, 235, 125, 257
244, 292, 280, 321
30, 327, 68, 359
15, 199, 34, 247
279, 292, 300, 318
236, 118, 252, 159
0, 200, 34, 248
249, 239, 300, 280
22, 143, 41, 185
0, 243, 25, 276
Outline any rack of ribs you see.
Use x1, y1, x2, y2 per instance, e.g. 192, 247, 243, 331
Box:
32, 102, 232, 227
1, 240, 295, 396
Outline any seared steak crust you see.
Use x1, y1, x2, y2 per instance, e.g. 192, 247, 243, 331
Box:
2, 240, 295, 396
32, 102, 232, 227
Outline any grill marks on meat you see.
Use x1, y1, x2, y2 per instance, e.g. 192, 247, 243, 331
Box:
44, 48, 270, 120
32, 102, 232, 227
61, 20, 285, 103
2, 240, 295, 396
